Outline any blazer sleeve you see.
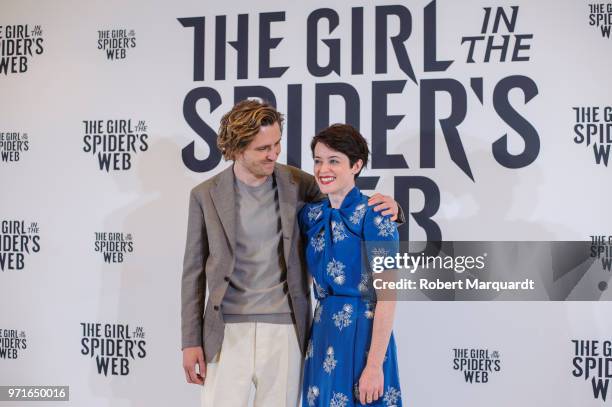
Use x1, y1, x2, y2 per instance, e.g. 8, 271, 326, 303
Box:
181, 188, 209, 349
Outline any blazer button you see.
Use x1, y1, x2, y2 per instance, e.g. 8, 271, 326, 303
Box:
224, 276, 230, 282
214, 305, 219, 311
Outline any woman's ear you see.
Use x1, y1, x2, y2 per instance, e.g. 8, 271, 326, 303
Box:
352, 159, 363, 175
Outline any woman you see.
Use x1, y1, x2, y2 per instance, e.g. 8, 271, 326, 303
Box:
299, 124, 402, 407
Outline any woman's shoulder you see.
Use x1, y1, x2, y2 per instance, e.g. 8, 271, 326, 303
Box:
362, 199, 398, 239
299, 200, 329, 230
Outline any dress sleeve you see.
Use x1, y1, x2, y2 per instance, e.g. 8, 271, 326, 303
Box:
298, 203, 310, 235
363, 207, 399, 274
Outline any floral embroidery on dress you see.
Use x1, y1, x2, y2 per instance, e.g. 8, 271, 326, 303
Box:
373, 216, 397, 237
358, 270, 371, 293
371, 247, 390, 268
308, 204, 323, 223
326, 258, 346, 285
349, 203, 366, 224
332, 304, 353, 331
314, 279, 328, 298
311, 229, 325, 252
306, 386, 320, 407
323, 346, 337, 374
383, 386, 402, 407
330, 392, 349, 407
331, 220, 348, 243
364, 301, 375, 319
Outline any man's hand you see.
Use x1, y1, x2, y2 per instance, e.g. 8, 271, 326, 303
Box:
358, 363, 384, 405
183, 346, 206, 385
368, 193, 399, 221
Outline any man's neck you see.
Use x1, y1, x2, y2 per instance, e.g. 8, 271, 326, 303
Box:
233, 161, 269, 187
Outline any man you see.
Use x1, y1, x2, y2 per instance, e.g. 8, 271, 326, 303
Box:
181, 99, 400, 406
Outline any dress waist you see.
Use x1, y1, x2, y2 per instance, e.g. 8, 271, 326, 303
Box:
318, 294, 375, 304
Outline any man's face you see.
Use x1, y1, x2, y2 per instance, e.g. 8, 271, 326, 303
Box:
235, 122, 282, 178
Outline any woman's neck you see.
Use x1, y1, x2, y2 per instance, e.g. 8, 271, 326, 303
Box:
328, 183, 355, 209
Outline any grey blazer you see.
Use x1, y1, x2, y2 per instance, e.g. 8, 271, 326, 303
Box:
181, 163, 322, 362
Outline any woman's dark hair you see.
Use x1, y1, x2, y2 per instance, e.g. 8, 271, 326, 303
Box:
310, 124, 369, 178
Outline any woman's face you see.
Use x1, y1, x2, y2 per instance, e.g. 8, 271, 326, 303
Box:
313, 142, 362, 196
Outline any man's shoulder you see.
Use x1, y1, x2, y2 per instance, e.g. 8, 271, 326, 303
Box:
189, 167, 230, 196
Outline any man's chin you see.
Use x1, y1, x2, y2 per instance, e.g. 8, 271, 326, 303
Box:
262, 163, 275, 174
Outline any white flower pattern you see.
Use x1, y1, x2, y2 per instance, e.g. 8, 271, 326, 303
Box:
308, 205, 323, 222
371, 247, 390, 267
306, 386, 320, 407
323, 346, 337, 374
383, 386, 402, 407
364, 301, 375, 319
374, 216, 397, 237
331, 220, 348, 243
349, 203, 366, 224
330, 392, 349, 407
358, 270, 371, 293
314, 279, 328, 298
310, 229, 325, 252
326, 258, 346, 285
332, 304, 353, 331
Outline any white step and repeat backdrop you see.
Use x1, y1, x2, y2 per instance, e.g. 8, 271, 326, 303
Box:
1, 0, 612, 406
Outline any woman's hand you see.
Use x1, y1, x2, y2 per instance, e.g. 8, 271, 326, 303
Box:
358, 363, 384, 405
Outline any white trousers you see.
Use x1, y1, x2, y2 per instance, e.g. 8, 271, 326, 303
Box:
201, 322, 302, 407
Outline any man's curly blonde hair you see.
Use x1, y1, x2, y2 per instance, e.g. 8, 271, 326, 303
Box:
217, 99, 284, 160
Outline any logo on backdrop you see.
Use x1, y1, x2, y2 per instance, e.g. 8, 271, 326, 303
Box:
0, 220, 41, 271
97, 29, 137, 60
82, 119, 149, 171
452, 347, 501, 383
589, 3, 612, 38
0, 24, 44, 74
591, 236, 612, 279
94, 232, 134, 263
572, 339, 612, 401
0, 329, 27, 359
573, 106, 612, 166
80, 322, 147, 376
178, 3, 540, 242
0, 132, 29, 162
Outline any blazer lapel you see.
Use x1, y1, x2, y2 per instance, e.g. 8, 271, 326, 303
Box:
275, 165, 298, 262
210, 165, 236, 253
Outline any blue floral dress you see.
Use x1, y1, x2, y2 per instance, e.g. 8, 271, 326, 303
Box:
299, 187, 403, 407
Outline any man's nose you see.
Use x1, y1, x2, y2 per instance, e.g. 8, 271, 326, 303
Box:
267, 149, 278, 161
